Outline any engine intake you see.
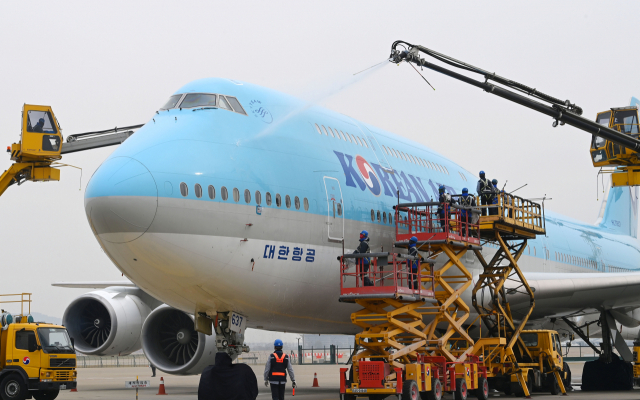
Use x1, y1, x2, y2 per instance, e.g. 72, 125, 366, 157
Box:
142, 305, 218, 375
63, 287, 158, 356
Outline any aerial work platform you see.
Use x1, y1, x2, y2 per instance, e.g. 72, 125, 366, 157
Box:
339, 195, 563, 399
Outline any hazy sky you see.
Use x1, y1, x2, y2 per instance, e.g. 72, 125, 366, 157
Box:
1, 1, 639, 342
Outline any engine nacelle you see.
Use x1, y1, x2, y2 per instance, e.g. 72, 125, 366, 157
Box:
63, 287, 160, 356
142, 305, 218, 375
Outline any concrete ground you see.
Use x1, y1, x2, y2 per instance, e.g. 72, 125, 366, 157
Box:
55, 362, 640, 399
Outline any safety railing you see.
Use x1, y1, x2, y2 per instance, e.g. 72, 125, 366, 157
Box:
76, 354, 150, 368
478, 193, 544, 233
339, 253, 434, 299
394, 201, 481, 245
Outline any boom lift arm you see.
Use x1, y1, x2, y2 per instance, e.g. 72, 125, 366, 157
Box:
389, 41, 640, 186
1, 104, 142, 197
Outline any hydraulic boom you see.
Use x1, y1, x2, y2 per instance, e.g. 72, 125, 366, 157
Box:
389, 41, 640, 186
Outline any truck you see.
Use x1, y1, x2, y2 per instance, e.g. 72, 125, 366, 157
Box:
501, 330, 568, 396
0, 295, 77, 400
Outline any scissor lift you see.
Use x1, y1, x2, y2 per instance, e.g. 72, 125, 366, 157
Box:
339, 194, 564, 399
339, 203, 489, 399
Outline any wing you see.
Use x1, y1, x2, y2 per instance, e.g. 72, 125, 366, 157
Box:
503, 272, 640, 320
52, 281, 136, 289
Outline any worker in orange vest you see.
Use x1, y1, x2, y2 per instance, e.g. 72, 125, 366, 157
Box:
263, 339, 296, 400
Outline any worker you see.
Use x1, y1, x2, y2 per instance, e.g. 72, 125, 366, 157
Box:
150, 362, 156, 377
458, 188, 476, 237
476, 171, 493, 216
264, 339, 296, 400
436, 185, 454, 231
198, 351, 259, 400
354, 230, 373, 286
407, 236, 423, 290
489, 178, 499, 216
32, 117, 45, 133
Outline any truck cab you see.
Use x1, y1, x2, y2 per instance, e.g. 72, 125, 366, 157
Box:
511, 329, 568, 395
0, 318, 76, 400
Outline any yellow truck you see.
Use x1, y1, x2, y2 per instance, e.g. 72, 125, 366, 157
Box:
0, 313, 77, 400
503, 329, 568, 396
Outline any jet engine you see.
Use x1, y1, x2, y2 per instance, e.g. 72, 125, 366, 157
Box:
141, 305, 218, 375
63, 287, 160, 356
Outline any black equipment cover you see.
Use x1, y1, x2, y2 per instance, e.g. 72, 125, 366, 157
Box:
198, 352, 259, 400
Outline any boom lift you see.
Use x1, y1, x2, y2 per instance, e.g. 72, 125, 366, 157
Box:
1, 104, 142, 197
389, 41, 640, 187
339, 195, 564, 399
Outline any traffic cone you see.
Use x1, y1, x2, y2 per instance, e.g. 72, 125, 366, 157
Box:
157, 377, 167, 395
312, 372, 319, 387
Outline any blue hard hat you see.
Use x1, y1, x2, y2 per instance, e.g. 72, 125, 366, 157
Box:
409, 236, 418, 244
359, 230, 368, 241
479, 170, 485, 175
38, 118, 44, 123
274, 339, 283, 347
492, 179, 498, 185
438, 185, 445, 192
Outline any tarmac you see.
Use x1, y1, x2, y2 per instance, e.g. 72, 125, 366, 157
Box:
56, 362, 640, 399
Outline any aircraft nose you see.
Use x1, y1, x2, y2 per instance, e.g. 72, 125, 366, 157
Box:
85, 156, 158, 243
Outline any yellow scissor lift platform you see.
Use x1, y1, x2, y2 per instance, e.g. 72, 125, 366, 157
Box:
339, 195, 565, 400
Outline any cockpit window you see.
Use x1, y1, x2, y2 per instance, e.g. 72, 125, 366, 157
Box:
179, 93, 217, 109
218, 95, 232, 110
226, 96, 247, 115
160, 94, 183, 110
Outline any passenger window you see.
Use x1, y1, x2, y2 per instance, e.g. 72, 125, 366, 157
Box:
337, 130, 346, 141
321, 125, 329, 136
180, 182, 188, 197
244, 189, 251, 204
315, 124, 322, 135
15, 331, 37, 351
337, 203, 342, 216
285, 195, 291, 208
371, 209, 374, 221
294, 196, 300, 210
218, 95, 232, 110
383, 212, 387, 223
225, 96, 247, 115
255, 191, 262, 205
221, 186, 228, 201
327, 127, 335, 138
26, 110, 57, 133
266, 192, 272, 206
342, 131, 351, 142
304, 198, 309, 211
276, 194, 281, 207
389, 213, 393, 224
361, 137, 369, 148
208, 185, 215, 199
195, 184, 203, 198
160, 94, 183, 110
377, 211, 381, 222
179, 93, 217, 108
233, 188, 240, 202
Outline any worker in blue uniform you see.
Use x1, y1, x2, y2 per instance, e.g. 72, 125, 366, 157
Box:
476, 171, 493, 216
354, 230, 373, 286
407, 236, 423, 290
489, 179, 499, 216
458, 188, 476, 237
264, 339, 296, 400
436, 185, 454, 231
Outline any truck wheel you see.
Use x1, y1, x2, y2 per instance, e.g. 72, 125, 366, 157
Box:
475, 377, 489, 400
402, 379, 419, 400
455, 378, 468, 400
33, 389, 60, 400
0, 375, 26, 400
422, 378, 442, 400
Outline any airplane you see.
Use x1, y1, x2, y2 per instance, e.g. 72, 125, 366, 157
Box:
53, 77, 640, 376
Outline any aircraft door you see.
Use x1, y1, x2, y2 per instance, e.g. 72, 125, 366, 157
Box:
323, 176, 344, 242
